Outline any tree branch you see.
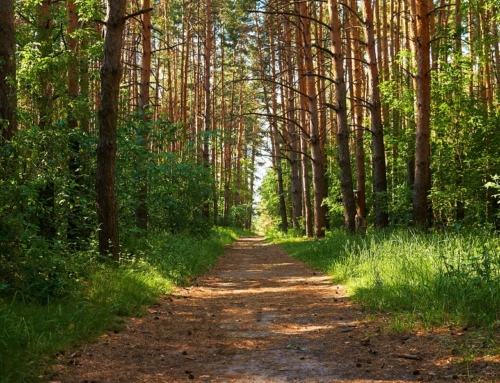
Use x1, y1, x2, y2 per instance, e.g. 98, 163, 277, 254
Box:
124, 8, 154, 22
247, 9, 332, 32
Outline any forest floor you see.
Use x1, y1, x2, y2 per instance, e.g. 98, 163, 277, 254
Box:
51, 237, 500, 383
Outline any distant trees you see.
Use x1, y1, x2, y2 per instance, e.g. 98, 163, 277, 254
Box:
255, 0, 500, 235
1, 0, 500, 281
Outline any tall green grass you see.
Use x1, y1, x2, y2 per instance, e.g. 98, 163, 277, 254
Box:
0, 227, 242, 383
273, 229, 500, 328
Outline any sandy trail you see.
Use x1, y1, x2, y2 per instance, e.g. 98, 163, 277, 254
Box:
54, 237, 497, 382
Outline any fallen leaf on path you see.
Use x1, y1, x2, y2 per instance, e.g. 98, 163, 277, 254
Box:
396, 353, 423, 361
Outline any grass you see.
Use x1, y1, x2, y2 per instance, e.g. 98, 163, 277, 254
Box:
0, 227, 244, 383
270, 228, 500, 329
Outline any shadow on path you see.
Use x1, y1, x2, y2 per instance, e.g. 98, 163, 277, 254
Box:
55, 237, 496, 382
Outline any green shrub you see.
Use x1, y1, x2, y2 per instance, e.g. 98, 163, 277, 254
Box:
0, 227, 241, 383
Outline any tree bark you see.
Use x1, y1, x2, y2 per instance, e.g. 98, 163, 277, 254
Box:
0, 0, 16, 148
294, 4, 313, 237
36, 0, 57, 240
327, 0, 357, 234
67, 0, 83, 243
268, 14, 288, 232
202, 0, 212, 219
283, 0, 302, 229
348, 0, 367, 229
136, 0, 152, 232
298, 0, 328, 238
96, 0, 127, 260
413, 0, 432, 229
361, 0, 389, 228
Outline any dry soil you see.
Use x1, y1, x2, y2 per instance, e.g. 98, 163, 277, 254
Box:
52, 237, 500, 382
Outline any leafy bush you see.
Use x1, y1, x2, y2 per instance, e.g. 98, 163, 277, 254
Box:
0, 227, 241, 383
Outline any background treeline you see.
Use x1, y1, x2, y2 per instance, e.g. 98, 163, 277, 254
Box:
2, 0, 500, 295
255, 0, 500, 235
0, 0, 262, 299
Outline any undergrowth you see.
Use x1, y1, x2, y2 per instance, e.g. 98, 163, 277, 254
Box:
0, 227, 243, 383
270, 229, 500, 329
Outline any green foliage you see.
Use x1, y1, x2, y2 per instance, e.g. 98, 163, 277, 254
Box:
256, 166, 294, 233
256, 168, 282, 231
0, 227, 240, 383
275, 229, 500, 328
485, 175, 500, 202
116, 112, 213, 236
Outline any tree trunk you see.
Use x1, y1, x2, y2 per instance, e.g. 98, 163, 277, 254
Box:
223, 70, 235, 226
202, 0, 212, 219
361, 0, 389, 228
269, 14, 288, 232
96, 0, 127, 260
67, 0, 83, 243
327, 0, 357, 234
37, 0, 56, 240
299, 0, 328, 238
234, 74, 244, 207
282, 1, 302, 229
136, 0, 152, 232
294, 4, 313, 237
0, 0, 16, 149
349, 0, 367, 229
413, 0, 432, 229
246, 123, 258, 230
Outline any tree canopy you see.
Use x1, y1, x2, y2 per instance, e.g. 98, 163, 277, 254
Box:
1, 0, 500, 277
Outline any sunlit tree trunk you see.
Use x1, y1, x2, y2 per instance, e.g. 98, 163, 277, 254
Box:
269, 15, 288, 232
413, 0, 432, 229
96, 0, 127, 260
223, 69, 235, 226
234, 74, 244, 207
203, 0, 212, 214
293, 3, 313, 237
181, 4, 192, 138
283, 0, 302, 229
246, 123, 258, 230
298, 0, 328, 238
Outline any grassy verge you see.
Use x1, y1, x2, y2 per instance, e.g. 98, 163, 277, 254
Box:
269, 229, 500, 329
0, 227, 243, 383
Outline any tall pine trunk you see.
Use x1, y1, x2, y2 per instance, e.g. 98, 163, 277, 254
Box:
269, 14, 288, 232
348, 0, 367, 226
283, 0, 302, 228
327, 0, 356, 234
299, 0, 328, 238
0, 0, 16, 149
202, 0, 212, 219
413, 0, 432, 229
136, 0, 152, 232
67, 0, 84, 243
96, 0, 127, 260
361, 0, 389, 228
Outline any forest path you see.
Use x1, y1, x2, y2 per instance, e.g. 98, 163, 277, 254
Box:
55, 237, 481, 382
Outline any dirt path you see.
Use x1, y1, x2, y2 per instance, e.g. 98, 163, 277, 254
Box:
53, 237, 498, 382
